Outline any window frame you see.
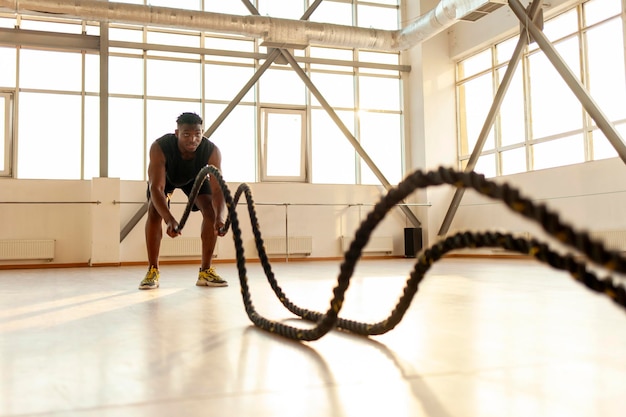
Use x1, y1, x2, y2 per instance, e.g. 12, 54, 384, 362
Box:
0, 92, 14, 177
455, 0, 625, 177
259, 107, 307, 182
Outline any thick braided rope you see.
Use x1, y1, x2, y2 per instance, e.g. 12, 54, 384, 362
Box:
179, 165, 626, 341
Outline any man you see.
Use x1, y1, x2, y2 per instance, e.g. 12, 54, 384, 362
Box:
139, 112, 227, 290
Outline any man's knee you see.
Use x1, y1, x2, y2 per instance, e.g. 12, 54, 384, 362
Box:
198, 201, 217, 223
146, 202, 162, 221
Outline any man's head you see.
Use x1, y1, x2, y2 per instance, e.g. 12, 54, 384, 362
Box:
175, 112, 203, 154
176, 112, 203, 127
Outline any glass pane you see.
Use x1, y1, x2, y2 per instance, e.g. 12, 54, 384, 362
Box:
0, 95, 5, 172
310, 47, 354, 71
357, 4, 398, 30
146, 31, 200, 48
591, 124, 626, 161
205, 104, 256, 183
496, 37, 518, 65
309, 1, 353, 25
0, 47, 16, 86
84, 96, 100, 179
358, 75, 400, 110
204, 0, 249, 14
458, 49, 491, 79
259, 68, 306, 105
205, 37, 255, 64
310, 47, 353, 61
147, 59, 201, 99
311, 109, 356, 184
109, 27, 143, 43
310, 72, 355, 108
584, 0, 622, 26
473, 153, 496, 178
84, 53, 100, 93
85, 23, 100, 36
365, 0, 398, 4
542, 9, 578, 42
498, 65, 526, 147
532, 135, 584, 170
258, 0, 305, 19
359, 112, 402, 185
108, 97, 144, 180
110, 47, 143, 55
586, 19, 626, 121
148, 0, 200, 10
264, 111, 303, 177
0, 17, 15, 29
359, 51, 399, 66
528, 37, 582, 139
359, 51, 400, 76
205, 64, 255, 102
205, 37, 254, 52
500, 147, 527, 176
458, 72, 495, 154
146, 101, 203, 168
19, 19, 82, 34
18, 93, 82, 179
19, 49, 82, 91
109, 56, 144, 95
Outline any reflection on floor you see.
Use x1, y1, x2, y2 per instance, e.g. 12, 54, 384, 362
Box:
1, 258, 625, 417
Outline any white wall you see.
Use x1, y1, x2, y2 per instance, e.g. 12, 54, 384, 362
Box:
0, 179, 93, 264
412, 0, 626, 251
0, 178, 411, 267
449, 158, 626, 251
449, 0, 578, 60
120, 180, 409, 263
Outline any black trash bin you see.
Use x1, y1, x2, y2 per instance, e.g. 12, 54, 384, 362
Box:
404, 227, 423, 258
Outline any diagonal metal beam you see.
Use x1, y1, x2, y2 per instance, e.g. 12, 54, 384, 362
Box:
508, 0, 626, 162
438, 0, 543, 236
121, 0, 413, 241
120, 202, 148, 242
239, 0, 259, 16
204, 48, 281, 138
280, 49, 422, 227
204, 0, 325, 139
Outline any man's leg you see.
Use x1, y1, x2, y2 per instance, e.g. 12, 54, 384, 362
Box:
139, 201, 163, 289
196, 194, 218, 270
195, 194, 227, 287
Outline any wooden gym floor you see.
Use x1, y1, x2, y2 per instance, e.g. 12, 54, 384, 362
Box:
1, 258, 625, 417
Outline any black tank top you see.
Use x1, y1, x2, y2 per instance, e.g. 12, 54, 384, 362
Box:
156, 133, 215, 187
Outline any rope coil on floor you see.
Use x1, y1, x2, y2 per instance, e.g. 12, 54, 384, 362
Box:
179, 165, 626, 341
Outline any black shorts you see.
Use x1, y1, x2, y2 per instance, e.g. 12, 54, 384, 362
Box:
146, 179, 211, 212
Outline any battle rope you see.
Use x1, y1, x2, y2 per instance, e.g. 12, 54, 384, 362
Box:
179, 165, 626, 341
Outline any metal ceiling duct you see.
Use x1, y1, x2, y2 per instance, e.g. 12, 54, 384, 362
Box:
0, 0, 506, 51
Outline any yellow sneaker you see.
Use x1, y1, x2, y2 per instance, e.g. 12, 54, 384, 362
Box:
139, 266, 160, 290
197, 267, 228, 287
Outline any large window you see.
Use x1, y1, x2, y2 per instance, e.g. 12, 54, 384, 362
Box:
260, 108, 306, 182
457, 0, 626, 177
1, 0, 404, 185
0, 92, 11, 176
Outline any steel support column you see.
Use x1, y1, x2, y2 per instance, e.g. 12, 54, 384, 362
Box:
281, 50, 422, 227
438, 0, 542, 236
508, 0, 626, 162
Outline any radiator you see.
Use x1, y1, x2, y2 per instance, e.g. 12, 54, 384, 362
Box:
0, 239, 55, 261
264, 236, 312, 256
341, 236, 393, 255
590, 230, 626, 252
160, 238, 218, 257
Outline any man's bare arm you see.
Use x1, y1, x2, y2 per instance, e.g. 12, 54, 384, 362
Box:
147, 142, 180, 236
